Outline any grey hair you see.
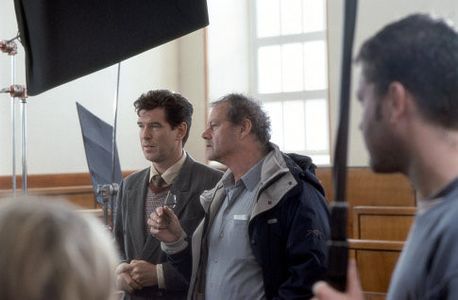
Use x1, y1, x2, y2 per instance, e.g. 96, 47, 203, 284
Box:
211, 93, 271, 148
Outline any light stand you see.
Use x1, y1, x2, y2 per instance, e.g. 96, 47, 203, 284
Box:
96, 182, 119, 229
20, 95, 28, 193
0, 84, 28, 194
1, 36, 28, 195
1, 36, 24, 195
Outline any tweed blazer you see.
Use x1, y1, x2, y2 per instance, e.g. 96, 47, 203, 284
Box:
114, 155, 222, 300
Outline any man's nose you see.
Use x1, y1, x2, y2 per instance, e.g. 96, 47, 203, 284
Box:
201, 128, 210, 140
141, 128, 152, 139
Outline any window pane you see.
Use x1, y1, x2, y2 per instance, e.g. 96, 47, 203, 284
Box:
305, 99, 329, 151
258, 46, 282, 93
283, 100, 305, 151
280, 0, 302, 35
264, 101, 284, 148
310, 154, 330, 165
302, 0, 326, 33
304, 40, 327, 90
281, 43, 303, 92
256, 0, 280, 38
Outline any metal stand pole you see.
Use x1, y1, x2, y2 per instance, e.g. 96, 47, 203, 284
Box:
20, 97, 28, 193
112, 63, 121, 193
10, 51, 17, 195
1, 37, 24, 195
110, 62, 121, 226
97, 62, 121, 229
96, 183, 119, 229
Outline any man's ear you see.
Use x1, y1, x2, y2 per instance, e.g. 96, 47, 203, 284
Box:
386, 81, 408, 123
239, 118, 252, 139
175, 122, 188, 141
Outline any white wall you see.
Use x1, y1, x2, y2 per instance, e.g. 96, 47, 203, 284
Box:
0, 0, 209, 176
207, 0, 250, 100
177, 30, 208, 163
2, 1, 458, 176
328, 0, 458, 166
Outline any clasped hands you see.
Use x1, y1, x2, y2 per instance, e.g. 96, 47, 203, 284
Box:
115, 260, 157, 293
117, 208, 185, 293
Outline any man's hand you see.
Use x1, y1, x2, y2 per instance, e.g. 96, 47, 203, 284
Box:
312, 260, 364, 300
129, 260, 158, 287
148, 206, 184, 243
115, 262, 142, 293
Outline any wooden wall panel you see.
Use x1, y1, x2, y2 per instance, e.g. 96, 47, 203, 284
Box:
357, 250, 399, 293
0, 168, 416, 226
0, 171, 133, 209
0, 186, 98, 209
353, 206, 415, 240
316, 167, 416, 236
349, 239, 403, 295
0, 171, 132, 189
1, 168, 414, 206
359, 215, 412, 241
0, 173, 92, 189
315, 167, 415, 206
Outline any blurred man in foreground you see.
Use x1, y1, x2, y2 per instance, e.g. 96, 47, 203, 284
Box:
313, 14, 458, 300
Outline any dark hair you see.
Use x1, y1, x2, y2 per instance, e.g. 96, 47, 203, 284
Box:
211, 93, 271, 147
134, 89, 193, 144
356, 14, 458, 129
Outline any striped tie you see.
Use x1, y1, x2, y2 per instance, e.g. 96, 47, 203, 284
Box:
149, 174, 170, 194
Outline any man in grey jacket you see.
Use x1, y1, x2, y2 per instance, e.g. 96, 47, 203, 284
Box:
114, 90, 222, 300
150, 93, 330, 299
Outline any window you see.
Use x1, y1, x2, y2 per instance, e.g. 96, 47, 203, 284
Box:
250, 0, 330, 164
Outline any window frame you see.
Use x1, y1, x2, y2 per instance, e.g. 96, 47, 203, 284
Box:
248, 0, 331, 164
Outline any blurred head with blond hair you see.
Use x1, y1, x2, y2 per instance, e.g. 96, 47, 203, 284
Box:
0, 196, 119, 300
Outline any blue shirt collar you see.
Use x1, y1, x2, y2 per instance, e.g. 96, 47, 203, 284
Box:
221, 158, 264, 192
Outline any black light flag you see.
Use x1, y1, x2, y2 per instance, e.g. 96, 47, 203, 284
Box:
14, 0, 209, 95
76, 102, 122, 205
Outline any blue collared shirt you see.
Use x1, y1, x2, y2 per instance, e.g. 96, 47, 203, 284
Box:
205, 159, 266, 300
